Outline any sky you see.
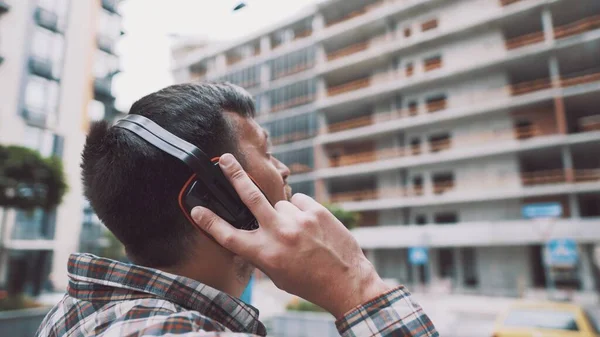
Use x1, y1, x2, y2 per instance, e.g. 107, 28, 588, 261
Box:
113, 0, 322, 111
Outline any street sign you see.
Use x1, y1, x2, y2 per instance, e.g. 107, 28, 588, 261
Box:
546, 238, 578, 267
522, 203, 563, 219
409, 247, 428, 265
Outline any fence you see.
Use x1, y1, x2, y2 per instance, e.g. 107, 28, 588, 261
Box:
0, 307, 50, 337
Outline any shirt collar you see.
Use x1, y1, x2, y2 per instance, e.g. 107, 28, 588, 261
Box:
67, 253, 265, 335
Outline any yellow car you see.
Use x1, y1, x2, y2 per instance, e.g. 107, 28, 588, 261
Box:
493, 301, 600, 337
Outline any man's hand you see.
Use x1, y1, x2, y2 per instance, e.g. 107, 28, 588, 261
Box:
191, 153, 391, 318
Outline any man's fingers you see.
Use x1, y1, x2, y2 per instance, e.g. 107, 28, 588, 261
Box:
219, 153, 277, 225
191, 206, 255, 256
290, 193, 322, 212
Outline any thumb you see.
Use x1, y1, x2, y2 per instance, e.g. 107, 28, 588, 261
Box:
191, 206, 252, 255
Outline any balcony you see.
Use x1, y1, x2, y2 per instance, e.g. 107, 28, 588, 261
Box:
270, 95, 315, 113
34, 7, 60, 33
273, 62, 315, 80
97, 35, 116, 55
289, 163, 313, 174
326, 41, 369, 62
94, 77, 114, 99
499, 0, 523, 6
505, 31, 545, 50
329, 168, 600, 206
325, 124, 541, 168
509, 78, 552, 96
423, 56, 443, 72
227, 55, 243, 66
327, 78, 370, 96
0, 1, 9, 14
352, 219, 600, 249
28, 56, 57, 81
102, 0, 121, 15
271, 130, 316, 146
327, 115, 373, 133
425, 96, 447, 113
579, 115, 600, 132
554, 15, 600, 40
325, 1, 386, 28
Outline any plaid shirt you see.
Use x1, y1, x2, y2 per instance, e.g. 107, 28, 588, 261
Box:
37, 254, 438, 337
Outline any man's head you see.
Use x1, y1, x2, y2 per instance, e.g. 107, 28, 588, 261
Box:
81, 82, 290, 269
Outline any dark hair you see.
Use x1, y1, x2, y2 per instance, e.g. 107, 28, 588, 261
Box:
81, 82, 255, 267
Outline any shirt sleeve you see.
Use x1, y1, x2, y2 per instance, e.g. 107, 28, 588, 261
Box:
335, 286, 439, 337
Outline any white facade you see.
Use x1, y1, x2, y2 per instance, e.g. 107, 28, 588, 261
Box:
0, 0, 124, 294
173, 0, 600, 296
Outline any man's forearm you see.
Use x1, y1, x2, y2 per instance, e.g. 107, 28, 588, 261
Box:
335, 286, 439, 337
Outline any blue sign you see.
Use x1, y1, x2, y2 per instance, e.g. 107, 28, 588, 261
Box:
409, 247, 428, 265
546, 238, 578, 267
522, 203, 563, 219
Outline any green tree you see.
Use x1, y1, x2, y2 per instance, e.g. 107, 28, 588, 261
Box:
323, 203, 360, 230
0, 145, 68, 299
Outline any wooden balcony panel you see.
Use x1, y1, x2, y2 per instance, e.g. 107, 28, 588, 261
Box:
289, 163, 313, 174
430, 139, 451, 152
505, 31, 544, 50
424, 59, 442, 72
521, 169, 567, 186
561, 72, 600, 87
328, 115, 373, 133
327, 41, 369, 61
273, 63, 314, 80
579, 115, 600, 132
554, 15, 600, 40
327, 78, 370, 96
270, 95, 315, 113
575, 169, 600, 182
426, 99, 447, 113
433, 181, 454, 195
510, 78, 552, 96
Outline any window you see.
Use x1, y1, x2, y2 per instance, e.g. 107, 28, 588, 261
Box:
271, 47, 315, 79
425, 94, 447, 112
429, 133, 451, 152
289, 181, 314, 197
421, 18, 438, 32
22, 125, 57, 157
408, 101, 418, 115
38, 0, 70, 27
269, 79, 316, 112
423, 55, 442, 72
405, 62, 414, 77
98, 9, 121, 40
504, 310, 579, 331
415, 214, 427, 225
31, 26, 65, 78
432, 172, 454, 194
410, 138, 421, 155
462, 247, 478, 286
412, 176, 424, 195
25, 75, 60, 116
263, 112, 317, 145
434, 212, 458, 224
404, 27, 412, 38
87, 100, 106, 121
274, 148, 314, 174
220, 65, 260, 89
94, 50, 119, 78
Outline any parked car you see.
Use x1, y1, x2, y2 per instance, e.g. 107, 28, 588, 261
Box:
493, 301, 600, 337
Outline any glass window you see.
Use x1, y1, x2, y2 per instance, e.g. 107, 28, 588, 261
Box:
87, 100, 106, 121
504, 309, 579, 331
25, 75, 60, 118
94, 50, 119, 78
31, 26, 65, 77
22, 125, 56, 157
98, 10, 121, 39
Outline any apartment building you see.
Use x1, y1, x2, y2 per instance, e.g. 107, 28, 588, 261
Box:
173, 0, 600, 297
0, 0, 124, 294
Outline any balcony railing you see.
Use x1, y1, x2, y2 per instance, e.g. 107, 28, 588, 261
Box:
554, 15, 600, 40
0, 1, 10, 14
499, 0, 523, 6
327, 41, 369, 61
289, 163, 313, 174
560, 70, 600, 87
270, 95, 315, 113
505, 31, 544, 50
509, 78, 552, 96
102, 0, 120, 14
326, 124, 541, 168
273, 62, 314, 80
97, 35, 116, 55
327, 78, 370, 96
579, 115, 600, 132
329, 169, 600, 204
34, 7, 60, 33
426, 98, 447, 113
327, 115, 373, 133
227, 55, 243, 66
22, 108, 50, 129
94, 77, 114, 99
424, 57, 442, 72
293, 29, 312, 41
271, 130, 316, 145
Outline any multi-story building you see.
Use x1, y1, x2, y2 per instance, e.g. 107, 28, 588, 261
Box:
0, 0, 124, 294
173, 0, 600, 297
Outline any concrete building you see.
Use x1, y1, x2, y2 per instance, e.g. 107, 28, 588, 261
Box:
0, 0, 124, 294
173, 0, 600, 297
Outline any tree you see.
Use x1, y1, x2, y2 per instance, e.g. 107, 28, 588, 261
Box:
323, 203, 360, 230
0, 145, 68, 297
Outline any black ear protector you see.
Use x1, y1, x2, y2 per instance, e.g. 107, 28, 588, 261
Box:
114, 114, 259, 231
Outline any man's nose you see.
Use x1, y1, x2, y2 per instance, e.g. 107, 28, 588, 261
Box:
275, 158, 290, 180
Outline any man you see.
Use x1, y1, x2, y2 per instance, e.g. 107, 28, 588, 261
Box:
37, 83, 438, 337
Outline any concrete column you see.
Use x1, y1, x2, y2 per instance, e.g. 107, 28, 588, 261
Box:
317, 112, 327, 135
314, 178, 329, 203
541, 8, 555, 45
561, 145, 574, 182
428, 249, 439, 284
453, 248, 465, 290
549, 56, 561, 84
569, 194, 580, 218
423, 170, 433, 195
215, 54, 227, 73
260, 36, 271, 55
315, 43, 326, 65
549, 57, 568, 134
579, 244, 596, 292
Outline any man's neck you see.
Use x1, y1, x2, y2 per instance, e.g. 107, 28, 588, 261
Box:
161, 240, 249, 298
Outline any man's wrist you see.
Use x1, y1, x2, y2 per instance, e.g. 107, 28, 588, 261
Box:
330, 258, 392, 319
